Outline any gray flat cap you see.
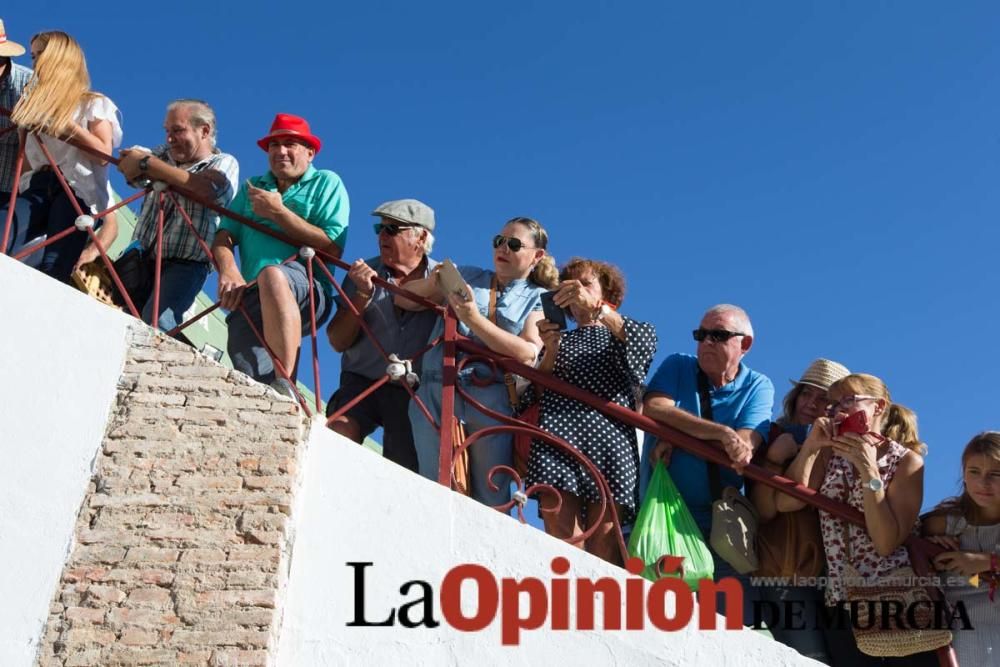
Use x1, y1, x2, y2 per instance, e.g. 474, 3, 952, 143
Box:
371, 199, 435, 231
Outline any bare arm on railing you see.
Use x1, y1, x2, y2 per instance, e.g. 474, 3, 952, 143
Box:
448, 286, 543, 364
833, 432, 925, 557
212, 229, 247, 310
751, 432, 798, 521
644, 393, 761, 472
393, 272, 443, 311
117, 149, 229, 202
327, 259, 376, 352
776, 421, 834, 513
65, 118, 115, 166
246, 184, 343, 256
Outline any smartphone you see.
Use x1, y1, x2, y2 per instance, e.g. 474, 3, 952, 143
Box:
540, 290, 568, 331
837, 410, 869, 436
437, 259, 469, 300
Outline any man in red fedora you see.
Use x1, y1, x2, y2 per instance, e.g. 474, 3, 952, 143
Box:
0, 19, 31, 201
213, 113, 350, 396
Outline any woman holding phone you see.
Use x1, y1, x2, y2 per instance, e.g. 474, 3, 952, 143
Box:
6, 31, 121, 282
397, 216, 557, 507
777, 373, 936, 666
527, 258, 656, 564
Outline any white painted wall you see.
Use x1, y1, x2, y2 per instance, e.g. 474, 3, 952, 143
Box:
277, 417, 816, 666
0, 256, 132, 666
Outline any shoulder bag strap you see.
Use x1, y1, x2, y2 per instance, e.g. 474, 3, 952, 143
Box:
697, 368, 724, 501
487, 275, 520, 410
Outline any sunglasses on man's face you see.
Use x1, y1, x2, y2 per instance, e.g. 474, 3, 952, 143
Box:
492, 235, 536, 252
692, 328, 747, 343
373, 222, 419, 236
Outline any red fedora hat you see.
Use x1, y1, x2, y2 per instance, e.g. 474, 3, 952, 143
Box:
257, 113, 322, 153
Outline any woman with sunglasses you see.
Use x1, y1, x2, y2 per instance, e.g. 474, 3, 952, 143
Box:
397, 217, 558, 507
5, 31, 121, 283
527, 257, 656, 564
750, 358, 849, 664
777, 373, 936, 666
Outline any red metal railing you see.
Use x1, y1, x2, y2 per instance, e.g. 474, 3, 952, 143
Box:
0, 114, 958, 666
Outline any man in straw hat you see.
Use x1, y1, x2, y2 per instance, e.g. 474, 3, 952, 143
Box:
0, 19, 30, 200
325, 198, 439, 472
213, 113, 350, 397
638, 303, 774, 621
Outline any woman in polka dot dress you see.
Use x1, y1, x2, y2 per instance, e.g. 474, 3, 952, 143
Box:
776, 373, 937, 666
526, 258, 657, 564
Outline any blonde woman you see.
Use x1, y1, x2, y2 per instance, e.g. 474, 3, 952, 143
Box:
5, 31, 121, 283
777, 373, 936, 666
398, 217, 558, 508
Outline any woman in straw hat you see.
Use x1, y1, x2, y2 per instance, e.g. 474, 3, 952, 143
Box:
750, 358, 849, 664
6, 30, 121, 283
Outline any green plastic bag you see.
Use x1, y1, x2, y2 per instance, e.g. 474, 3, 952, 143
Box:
628, 461, 714, 591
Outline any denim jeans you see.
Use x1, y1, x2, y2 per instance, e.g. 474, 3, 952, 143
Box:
409, 370, 513, 507
226, 262, 331, 385
140, 260, 210, 333
2, 171, 90, 283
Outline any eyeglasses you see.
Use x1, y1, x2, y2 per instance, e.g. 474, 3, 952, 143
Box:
492, 235, 536, 252
692, 328, 747, 343
373, 222, 419, 236
827, 394, 879, 416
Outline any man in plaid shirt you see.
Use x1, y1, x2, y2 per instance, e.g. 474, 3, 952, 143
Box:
117, 99, 238, 334
0, 20, 31, 201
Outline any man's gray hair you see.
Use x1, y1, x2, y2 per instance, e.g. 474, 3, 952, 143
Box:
704, 303, 754, 338
167, 99, 219, 151
422, 230, 435, 254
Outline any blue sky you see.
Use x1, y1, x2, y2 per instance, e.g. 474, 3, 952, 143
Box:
9, 2, 999, 512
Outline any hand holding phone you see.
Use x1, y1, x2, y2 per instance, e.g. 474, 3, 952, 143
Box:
540, 290, 568, 331
836, 410, 869, 437
437, 259, 469, 300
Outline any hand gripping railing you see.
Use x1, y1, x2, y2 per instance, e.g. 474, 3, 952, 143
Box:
0, 111, 958, 665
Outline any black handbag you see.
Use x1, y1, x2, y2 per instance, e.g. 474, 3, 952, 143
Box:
111, 244, 154, 311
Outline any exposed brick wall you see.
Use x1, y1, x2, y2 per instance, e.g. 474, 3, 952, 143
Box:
36, 326, 310, 667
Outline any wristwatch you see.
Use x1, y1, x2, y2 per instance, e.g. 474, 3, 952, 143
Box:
867, 477, 885, 493
593, 302, 612, 322
138, 154, 151, 172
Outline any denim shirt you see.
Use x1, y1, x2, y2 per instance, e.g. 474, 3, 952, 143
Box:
420, 265, 544, 383
336, 255, 440, 380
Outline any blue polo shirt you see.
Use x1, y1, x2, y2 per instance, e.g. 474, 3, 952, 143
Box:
639, 353, 774, 526
336, 255, 440, 380
220, 165, 349, 293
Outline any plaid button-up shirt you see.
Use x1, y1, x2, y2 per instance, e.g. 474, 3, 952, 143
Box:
0, 62, 32, 193
132, 148, 239, 264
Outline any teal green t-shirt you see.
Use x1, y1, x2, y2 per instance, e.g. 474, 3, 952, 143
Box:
219, 165, 349, 291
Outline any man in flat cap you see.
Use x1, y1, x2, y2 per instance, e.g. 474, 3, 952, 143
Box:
214, 113, 349, 396
326, 198, 438, 471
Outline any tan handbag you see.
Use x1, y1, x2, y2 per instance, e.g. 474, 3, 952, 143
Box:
755, 507, 824, 578
841, 518, 952, 656
71, 261, 121, 310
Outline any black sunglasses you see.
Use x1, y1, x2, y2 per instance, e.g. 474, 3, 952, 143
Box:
692, 328, 747, 343
492, 235, 536, 252
373, 222, 419, 236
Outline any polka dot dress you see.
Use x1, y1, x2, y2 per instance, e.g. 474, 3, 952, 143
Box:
525, 317, 657, 524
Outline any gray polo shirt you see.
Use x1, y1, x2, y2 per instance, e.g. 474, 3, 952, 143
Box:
336, 255, 440, 380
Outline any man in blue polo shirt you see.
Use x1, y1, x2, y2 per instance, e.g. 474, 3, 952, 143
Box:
640, 304, 773, 618
213, 113, 349, 396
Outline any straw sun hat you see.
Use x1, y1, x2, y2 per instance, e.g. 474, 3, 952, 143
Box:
791, 358, 850, 391
0, 20, 26, 58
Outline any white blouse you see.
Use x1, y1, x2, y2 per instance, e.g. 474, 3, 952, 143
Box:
19, 94, 123, 213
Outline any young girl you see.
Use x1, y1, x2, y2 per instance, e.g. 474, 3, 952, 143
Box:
923, 432, 1000, 666
7, 31, 121, 282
